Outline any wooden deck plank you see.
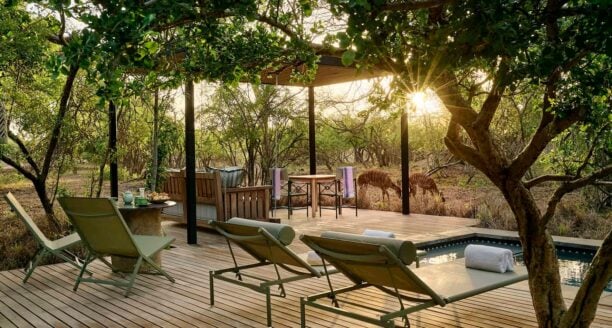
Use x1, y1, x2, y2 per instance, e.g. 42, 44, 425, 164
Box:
31, 262, 159, 327
0, 296, 23, 328
40, 263, 190, 328
0, 210, 610, 328
0, 289, 50, 328
0, 273, 88, 328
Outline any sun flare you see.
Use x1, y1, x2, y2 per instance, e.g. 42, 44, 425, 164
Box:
409, 89, 443, 116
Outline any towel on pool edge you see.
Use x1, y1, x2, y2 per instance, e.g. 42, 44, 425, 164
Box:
464, 244, 514, 273
362, 229, 396, 238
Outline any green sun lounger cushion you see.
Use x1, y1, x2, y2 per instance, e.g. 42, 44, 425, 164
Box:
320, 231, 417, 265
227, 217, 295, 245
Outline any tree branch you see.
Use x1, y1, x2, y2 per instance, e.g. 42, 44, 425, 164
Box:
541, 164, 612, 225
576, 123, 609, 177
40, 65, 79, 182
0, 155, 37, 182
443, 120, 491, 178
509, 105, 584, 179
524, 174, 574, 189
381, 0, 455, 11
58, 5, 68, 46
257, 15, 300, 41
8, 131, 41, 176
473, 61, 508, 129
436, 72, 478, 127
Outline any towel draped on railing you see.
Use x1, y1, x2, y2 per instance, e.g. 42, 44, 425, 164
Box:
341, 166, 355, 198
271, 168, 282, 200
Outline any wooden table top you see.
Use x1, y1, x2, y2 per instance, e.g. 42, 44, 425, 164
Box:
117, 200, 177, 211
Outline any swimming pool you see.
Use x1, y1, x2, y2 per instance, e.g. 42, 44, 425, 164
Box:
417, 236, 611, 292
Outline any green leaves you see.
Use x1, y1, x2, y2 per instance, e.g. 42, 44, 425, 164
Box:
341, 49, 356, 66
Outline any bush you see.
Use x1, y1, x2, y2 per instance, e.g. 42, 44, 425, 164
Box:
474, 198, 517, 231
548, 203, 612, 239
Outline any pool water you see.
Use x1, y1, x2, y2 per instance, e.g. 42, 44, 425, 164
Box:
418, 237, 611, 292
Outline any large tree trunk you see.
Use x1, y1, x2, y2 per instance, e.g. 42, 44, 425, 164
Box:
502, 180, 566, 327
559, 229, 612, 327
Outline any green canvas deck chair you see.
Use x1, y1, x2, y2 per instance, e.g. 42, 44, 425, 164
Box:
209, 218, 338, 327
58, 197, 175, 297
300, 232, 528, 328
4, 192, 86, 283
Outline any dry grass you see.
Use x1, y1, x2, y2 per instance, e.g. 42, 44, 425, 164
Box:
353, 166, 610, 240
0, 189, 76, 271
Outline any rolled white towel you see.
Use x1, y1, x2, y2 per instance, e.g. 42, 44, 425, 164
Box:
306, 251, 323, 265
464, 244, 515, 273
362, 229, 396, 238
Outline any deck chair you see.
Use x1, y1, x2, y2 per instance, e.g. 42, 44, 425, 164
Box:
300, 232, 528, 328
208, 218, 338, 327
58, 197, 175, 297
4, 192, 86, 283
318, 166, 358, 219
269, 168, 310, 219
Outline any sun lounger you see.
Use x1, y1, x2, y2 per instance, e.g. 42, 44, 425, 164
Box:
208, 218, 337, 327
58, 197, 175, 297
4, 192, 86, 283
300, 232, 528, 328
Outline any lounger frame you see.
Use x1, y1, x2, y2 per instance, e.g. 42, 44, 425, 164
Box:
209, 221, 337, 327
300, 234, 528, 328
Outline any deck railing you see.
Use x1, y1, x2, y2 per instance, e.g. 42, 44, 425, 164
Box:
161, 170, 271, 222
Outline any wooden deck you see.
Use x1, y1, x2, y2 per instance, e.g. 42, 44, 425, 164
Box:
1, 209, 611, 327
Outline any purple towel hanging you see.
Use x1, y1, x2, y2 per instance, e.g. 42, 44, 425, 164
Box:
342, 167, 355, 198
272, 168, 282, 200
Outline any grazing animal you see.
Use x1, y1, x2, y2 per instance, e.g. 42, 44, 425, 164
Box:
409, 173, 445, 202
357, 169, 402, 202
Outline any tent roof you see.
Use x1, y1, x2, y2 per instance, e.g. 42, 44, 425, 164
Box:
260, 55, 390, 87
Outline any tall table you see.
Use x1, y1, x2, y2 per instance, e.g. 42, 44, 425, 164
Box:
288, 174, 336, 218
115, 201, 176, 272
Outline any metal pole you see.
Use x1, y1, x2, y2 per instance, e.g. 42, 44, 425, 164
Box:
308, 86, 316, 174
109, 101, 118, 198
185, 80, 197, 244
400, 106, 410, 214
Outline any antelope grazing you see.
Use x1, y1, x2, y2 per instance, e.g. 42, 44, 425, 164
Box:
357, 169, 402, 202
409, 173, 445, 202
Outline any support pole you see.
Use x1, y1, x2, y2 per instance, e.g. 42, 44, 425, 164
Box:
185, 80, 197, 244
308, 86, 316, 174
400, 107, 410, 214
109, 101, 118, 198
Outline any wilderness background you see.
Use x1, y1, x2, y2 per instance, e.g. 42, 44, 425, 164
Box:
2, 82, 610, 271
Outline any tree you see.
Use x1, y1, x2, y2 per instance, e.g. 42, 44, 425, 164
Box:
0, 4, 82, 228
203, 84, 307, 185
326, 1, 611, 326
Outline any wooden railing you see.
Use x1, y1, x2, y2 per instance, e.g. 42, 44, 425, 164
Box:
161, 171, 270, 222
224, 186, 271, 221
